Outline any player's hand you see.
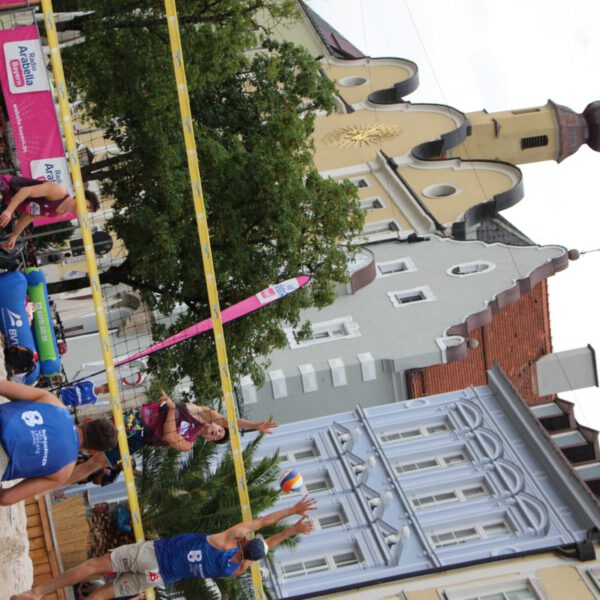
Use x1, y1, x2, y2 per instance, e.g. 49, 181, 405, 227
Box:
292, 515, 314, 535
291, 495, 317, 515
159, 389, 176, 409
0, 209, 12, 228
0, 234, 16, 251
256, 419, 278, 434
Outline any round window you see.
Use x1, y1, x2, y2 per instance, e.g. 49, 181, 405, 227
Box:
447, 261, 495, 276
423, 183, 459, 198
339, 76, 368, 87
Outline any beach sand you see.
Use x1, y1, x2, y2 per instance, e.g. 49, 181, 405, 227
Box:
0, 344, 34, 600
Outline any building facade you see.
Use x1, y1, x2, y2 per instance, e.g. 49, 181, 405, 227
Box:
242, 235, 568, 422
248, 366, 600, 599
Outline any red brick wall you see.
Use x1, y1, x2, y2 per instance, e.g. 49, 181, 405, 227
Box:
407, 280, 555, 405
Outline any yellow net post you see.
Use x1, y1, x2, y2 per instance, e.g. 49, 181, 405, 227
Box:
39, 3, 153, 599
164, 1, 265, 597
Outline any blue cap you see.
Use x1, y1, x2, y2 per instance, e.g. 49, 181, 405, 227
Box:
245, 535, 269, 561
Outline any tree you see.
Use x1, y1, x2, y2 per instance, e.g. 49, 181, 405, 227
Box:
53, 0, 363, 396
140, 434, 290, 600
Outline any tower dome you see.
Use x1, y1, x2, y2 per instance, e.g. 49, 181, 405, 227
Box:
583, 101, 600, 152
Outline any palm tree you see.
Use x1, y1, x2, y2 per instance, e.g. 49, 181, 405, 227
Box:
140, 433, 293, 599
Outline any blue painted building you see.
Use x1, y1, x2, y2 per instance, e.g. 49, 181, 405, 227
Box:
248, 366, 600, 598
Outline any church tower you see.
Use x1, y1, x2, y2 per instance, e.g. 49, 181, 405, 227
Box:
460, 100, 600, 165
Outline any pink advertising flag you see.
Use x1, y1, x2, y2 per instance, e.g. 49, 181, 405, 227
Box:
0, 24, 73, 224
0, 2, 40, 7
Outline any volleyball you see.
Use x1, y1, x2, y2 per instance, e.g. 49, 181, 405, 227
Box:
279, 469, 303, 493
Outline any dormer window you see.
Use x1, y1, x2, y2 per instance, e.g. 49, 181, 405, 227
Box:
530, 403, 563, 418
377, 257, 416, 277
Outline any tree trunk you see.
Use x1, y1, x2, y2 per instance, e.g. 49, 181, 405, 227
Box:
81, 152, 132, 182
47, 262, 130, 295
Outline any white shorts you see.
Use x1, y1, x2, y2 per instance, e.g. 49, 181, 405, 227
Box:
110, 540, 164, 596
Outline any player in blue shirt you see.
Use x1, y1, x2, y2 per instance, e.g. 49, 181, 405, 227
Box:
11, 496, 316, 600
0, 380, 117, 506
59, 381, 109, 407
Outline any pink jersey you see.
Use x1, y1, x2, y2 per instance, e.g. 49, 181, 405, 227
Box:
0, 175, 67, 217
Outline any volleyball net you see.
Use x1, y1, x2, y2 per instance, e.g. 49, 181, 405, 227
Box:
0, 0, 265, 597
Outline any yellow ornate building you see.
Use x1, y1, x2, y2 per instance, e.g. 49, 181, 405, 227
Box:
268, 2, 599, 241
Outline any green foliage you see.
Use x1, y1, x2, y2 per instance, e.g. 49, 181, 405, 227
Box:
53, 0, 363, 397
140, 434, 291, 599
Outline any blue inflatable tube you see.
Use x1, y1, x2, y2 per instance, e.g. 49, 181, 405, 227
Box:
25, 267, 61, 378
0, 271, 40, 384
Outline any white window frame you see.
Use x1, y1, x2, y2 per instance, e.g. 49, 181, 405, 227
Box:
279, 444, 319, 464
376, 257, 416, 277
575, 463, 600, 481
360, 196, 385, 211
530, 403, 563, 418
362, 219, 400, 236
443, 576, 545, 600
388, 285, 435, 308
411, 482, 489, 510
315, 506, 347, 530
378, 421, 450, 444
279, 548, 361, 579
285, 316, 360, 349
429, 519, 511, 549
447, 261, 496, 277
349, 175, 371, 189
285, 472, 334, 497
394, 451, 469, 475
552, 431, 586, 448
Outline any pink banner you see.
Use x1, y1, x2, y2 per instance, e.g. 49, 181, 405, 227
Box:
115, 276, 311, 367
0, 24, 72, 223
0, 1, 39, 7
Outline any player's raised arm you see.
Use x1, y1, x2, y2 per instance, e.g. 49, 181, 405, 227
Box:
0, 380, 61, 407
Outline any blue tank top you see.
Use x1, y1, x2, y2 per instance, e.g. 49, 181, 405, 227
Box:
0, 401, 79, 480
154, 534, 240, 583
60, 381, 98, 407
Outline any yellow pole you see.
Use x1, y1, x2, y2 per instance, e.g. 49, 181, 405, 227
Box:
39, 4, 153, 598
164, 2, 264, 598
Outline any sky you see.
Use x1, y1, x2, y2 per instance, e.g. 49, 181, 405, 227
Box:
307, 0, 600, 427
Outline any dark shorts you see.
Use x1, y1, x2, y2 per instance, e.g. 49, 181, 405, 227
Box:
104, 431, 147, 468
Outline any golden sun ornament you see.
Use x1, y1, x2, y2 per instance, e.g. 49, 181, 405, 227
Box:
323, 123, 402, 148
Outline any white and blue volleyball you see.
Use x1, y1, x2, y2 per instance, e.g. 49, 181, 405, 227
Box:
278, 469, 303, 493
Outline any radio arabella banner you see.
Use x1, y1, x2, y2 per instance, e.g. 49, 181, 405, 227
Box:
0, 24, 73, 203
0, 1, 40, 7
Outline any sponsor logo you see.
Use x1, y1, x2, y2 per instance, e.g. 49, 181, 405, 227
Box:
1, 308, 22, 345
31, 429, 49, 465
21, 410, 44, 427
9, 59, 23, 87
27, 201, 41, 215
5, 308, 23, 328
187, 550, 203, 562
4, 40, 50, 94
257, 286, 279, 305
30, 157, 73, 194
257, 280, 300, 305
146, 570, 161, 583
187, 549, 205, 578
